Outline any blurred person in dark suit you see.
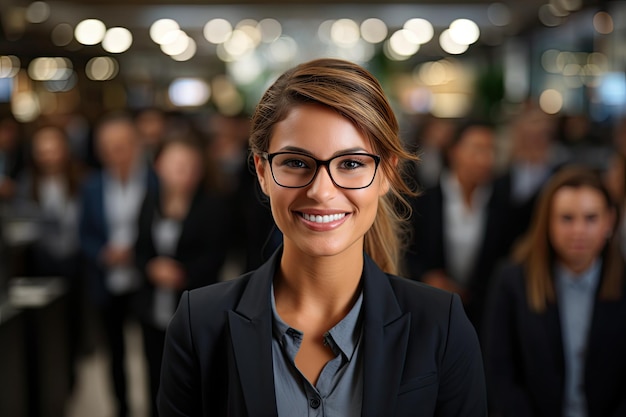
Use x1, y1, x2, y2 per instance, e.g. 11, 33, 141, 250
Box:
404, 119, 513, 330
494, 105, 565, 249
134, 136, 232, 417
0, 115, 26, 201
483, 166, 626, 417
13, 125, 86, 388
78, 112, 156, 417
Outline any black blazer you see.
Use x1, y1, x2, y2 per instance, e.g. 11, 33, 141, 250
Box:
483, 262, 626, 417
158, 249, 487, 417
134, 188, 232, 326
403, 182, 513, 328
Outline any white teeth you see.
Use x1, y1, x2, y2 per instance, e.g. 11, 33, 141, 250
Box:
302, 213, 346, 223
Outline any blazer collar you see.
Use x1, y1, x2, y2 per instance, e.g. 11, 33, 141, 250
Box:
228, 248, 410, 417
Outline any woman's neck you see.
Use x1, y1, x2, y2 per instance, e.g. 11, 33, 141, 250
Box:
274, 243, 363, 326
161, 187, 194, 220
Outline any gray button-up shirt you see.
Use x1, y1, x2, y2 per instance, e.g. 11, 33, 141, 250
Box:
271, 286, 364, 417
555, 260, 601, 417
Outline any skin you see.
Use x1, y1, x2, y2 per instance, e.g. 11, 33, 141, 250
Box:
449, 126, 495, 207
147, 143, 205, 290
254, 103, 390, 385
549, 186, 615, 275
32, 128, 69, 176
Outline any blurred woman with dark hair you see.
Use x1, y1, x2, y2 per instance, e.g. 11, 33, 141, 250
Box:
484, 166, 626, 417
134, 136, 232, 417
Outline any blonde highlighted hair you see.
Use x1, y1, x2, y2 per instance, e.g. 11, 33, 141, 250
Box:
249, 58, 418, 274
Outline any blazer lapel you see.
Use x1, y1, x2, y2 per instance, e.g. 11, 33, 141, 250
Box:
228, 250, 280, 417
361, 255, 411, 417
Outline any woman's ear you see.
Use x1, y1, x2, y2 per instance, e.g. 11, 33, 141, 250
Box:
254, 153, 269, 196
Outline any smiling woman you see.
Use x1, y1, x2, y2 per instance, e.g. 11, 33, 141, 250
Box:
158, 58, 487, 417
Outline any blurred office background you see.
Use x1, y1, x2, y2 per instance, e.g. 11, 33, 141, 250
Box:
1, 0, 625, 416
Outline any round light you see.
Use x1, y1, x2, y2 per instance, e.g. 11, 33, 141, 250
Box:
150, 19, 180, 44
75, 19, 106, 46
12, 91, 41, 123
487, 3, 511, 26
448, 19, 480, 45
539, 89, 563, 114
168, 78, 210, 107
160, 31, 190, 56
223, 29, 254, 57
403, 18, 434, 44
0, 55, 20, 78
538, 5, 563, 27
439, 29, 469, 55
360, 18, 388, 44
389, 29, 420, 57
51, 23, 73, 47
86, 56, 119, 81
28, 57, 73, 81
203, 18, 232, 44
318, 20, 335, 44
268, 36, 298, 63
257, 18, 282, 43
593, 11, 614, 35
26, 1, 50, 24
171, 37, 197, 62
331, 19, 360, 47
102, 27, 133, 54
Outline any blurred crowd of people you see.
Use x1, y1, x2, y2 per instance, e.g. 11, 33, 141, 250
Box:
1, 100, 625, 416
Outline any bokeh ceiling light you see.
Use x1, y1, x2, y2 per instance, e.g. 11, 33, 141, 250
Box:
257, 18, 282, 43
150, 19, 180, 44
171, 37, 197, 62
12, 92, 41, 123
102, 27, 133, 53
448, 19, 480, 45
51, 23, 73, 47
26, 1, 50, 24
487, 2, 511, 26
539, 5, 564, 27
268, 36, 298, 63
331, 19, 360, 47
389, 29, 420, 57
318, 20, 335, 44
28, 57, 73, 81
383, 40, 409, 61
75, 19, 106, 45
168, 78, 210, 107
403, 18, 434, 45
439, 29, 469, 55
223, 29, 254, 57
236, 21, 262, 48
160, 31, 191, 56
539, 89, 563, 114
360, 18, 388, 44
203, 18, 233, 44
86, 56, 119, 81
0, 56, 20, 78
593, 12, 614, 34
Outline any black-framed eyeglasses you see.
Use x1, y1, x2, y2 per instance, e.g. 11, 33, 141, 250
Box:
261, 151, 381, 189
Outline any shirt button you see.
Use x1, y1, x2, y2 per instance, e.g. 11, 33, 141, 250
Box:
309, 397, 321, 409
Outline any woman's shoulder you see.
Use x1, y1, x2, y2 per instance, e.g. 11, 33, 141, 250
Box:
387, 274, 460, 317
186, 272, 253, 310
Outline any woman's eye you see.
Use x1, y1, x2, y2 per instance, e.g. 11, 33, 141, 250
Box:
284, 159, 309, 169
339, 159, 365, 170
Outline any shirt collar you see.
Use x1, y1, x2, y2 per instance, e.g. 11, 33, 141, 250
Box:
271, 284, 363, 361
555, 259, 602, 291
440, 169, 492, 209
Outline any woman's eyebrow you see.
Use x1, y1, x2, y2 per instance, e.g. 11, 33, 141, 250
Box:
275, 145, 370, 157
